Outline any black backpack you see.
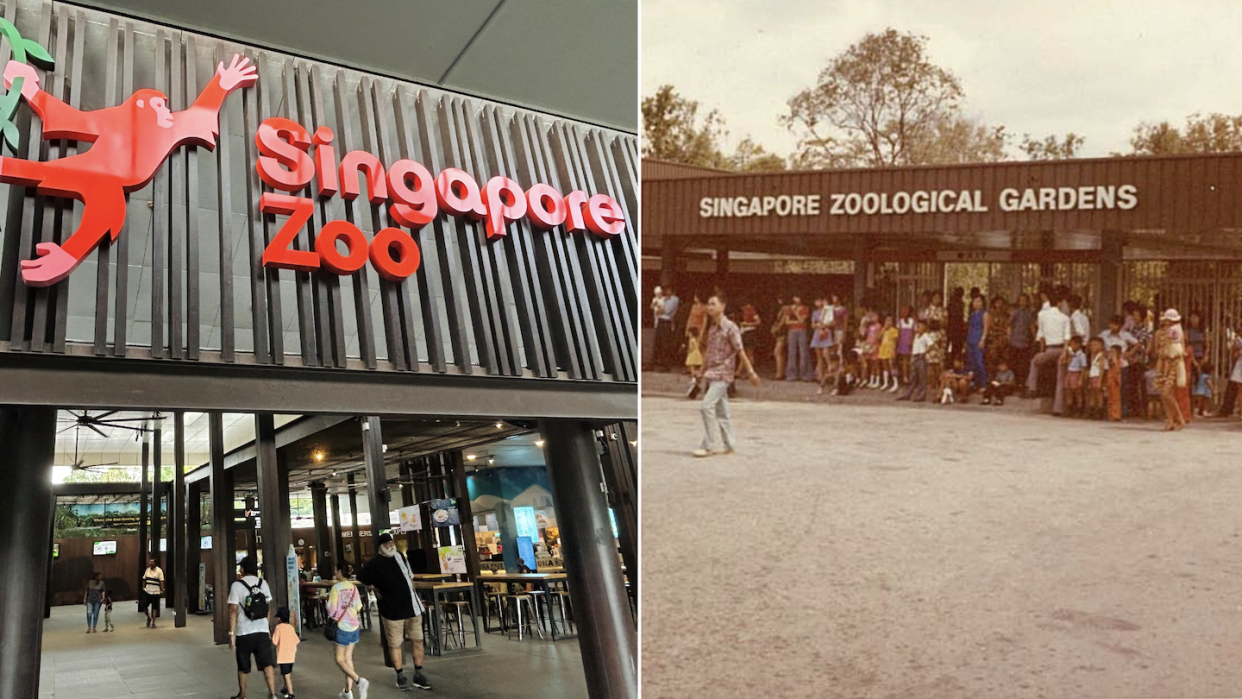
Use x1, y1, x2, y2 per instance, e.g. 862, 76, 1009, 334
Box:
239, 580, 269, 621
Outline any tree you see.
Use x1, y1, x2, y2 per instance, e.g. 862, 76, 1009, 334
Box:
907, 115, 1009, 165
1021, 132, 1085, 160
783, 29, 964, 168
641, 84, 729, 167
729, 137, 787, 172
1127, 113, 1242, 155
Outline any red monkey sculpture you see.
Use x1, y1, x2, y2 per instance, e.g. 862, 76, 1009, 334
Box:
0, 53, 258, 286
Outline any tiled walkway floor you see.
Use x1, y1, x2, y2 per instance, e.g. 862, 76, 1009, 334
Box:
38, 605, 587, 699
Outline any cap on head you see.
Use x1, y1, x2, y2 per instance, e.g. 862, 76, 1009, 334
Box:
377, 532, 394, 546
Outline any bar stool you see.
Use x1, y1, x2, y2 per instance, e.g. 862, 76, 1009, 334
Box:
527, 589, 551, 632
483, 583, 506, 632
443, 600, 474, 649
504, 594, 544, 641
549, 590, 574, 635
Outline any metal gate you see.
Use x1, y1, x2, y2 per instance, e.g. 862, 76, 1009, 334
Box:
877, 262, 944, 313
1124, 261, 1242, 383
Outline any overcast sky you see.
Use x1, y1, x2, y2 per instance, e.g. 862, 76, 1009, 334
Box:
641, 0, 1242, 159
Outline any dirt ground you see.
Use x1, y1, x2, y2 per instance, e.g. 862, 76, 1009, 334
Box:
640, 393, 1242, 699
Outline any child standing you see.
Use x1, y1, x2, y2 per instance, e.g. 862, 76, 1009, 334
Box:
1193, 362, 1215, 417
924, 320, 946, 399
1063, 336, 1088, 416
1087, 337, 1107, 419
272, 606, 301, 699
102, 587, 114, 632
877, 316, 900, 392
1107, 345, 1124, 421
896, 306, 916, 387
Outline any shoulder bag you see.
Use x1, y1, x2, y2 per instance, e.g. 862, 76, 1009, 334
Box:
323, 585, 356, 642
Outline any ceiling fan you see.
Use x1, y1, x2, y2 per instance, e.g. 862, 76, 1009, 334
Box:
63, 425, 119, 472
57, 410, 163, 438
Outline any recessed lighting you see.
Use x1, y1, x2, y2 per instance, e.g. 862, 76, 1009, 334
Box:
534, 440, 544, 447
488, 458, 494, 465
314, 451, 324, 462
630, 440, 637, 446
382, 444, 388, 452
466, 454, 477, 461
496, 422, 503, 429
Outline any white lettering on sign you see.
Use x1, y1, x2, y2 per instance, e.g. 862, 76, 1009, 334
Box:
699, 195, 820, 218
697, 185, 1138, 218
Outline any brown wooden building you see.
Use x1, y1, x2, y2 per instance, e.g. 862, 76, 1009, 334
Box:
642, 154, 1242, 376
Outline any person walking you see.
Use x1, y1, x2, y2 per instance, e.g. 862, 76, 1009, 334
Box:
272, 607, 301, 699
327, 564, 367, 699
227, 555, 280, 699
1026, 289, 1072, 414
692, 292, 761, 457
84, 572, 105, 633
139, 557, 165, 629
1154, 309, 1189, 431
357, 533, 431, 691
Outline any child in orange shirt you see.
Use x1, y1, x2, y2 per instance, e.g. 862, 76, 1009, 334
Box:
272, 606, 301, 699
1106, 345, 1124, 421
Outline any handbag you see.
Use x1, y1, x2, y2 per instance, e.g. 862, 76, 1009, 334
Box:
323, 585, 355, 642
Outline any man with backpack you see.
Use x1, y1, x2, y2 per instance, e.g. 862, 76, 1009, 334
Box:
227, 555, 280, 699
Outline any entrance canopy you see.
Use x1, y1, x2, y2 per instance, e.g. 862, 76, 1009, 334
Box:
643, 153, 1242, 260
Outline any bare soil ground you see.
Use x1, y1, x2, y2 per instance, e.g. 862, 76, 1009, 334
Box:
640, 389, 1242, 699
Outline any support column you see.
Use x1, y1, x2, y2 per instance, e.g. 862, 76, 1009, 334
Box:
448, 452, 481, 580
310, 481, 333, 579
600, 424, 638, 611
186, 482, 202, 614
1095, 230, 1124, 326
347, 474, 362, 565
852, 234, 871, 307
138, 433, 149, 590
539, 420, 637, 699
715, 246, 729, 280
398, 461, 417, 552
659, 241, 677, 288
254, 414, 291, 611
172, 412, 187, 628
330, 492, 345, 572
414, 458, 438, 571
152, 419, 163, 565
361, 416, 390, 541
209, 412, 236, 645
0, 407, 57, 699
244, 496, 258, 560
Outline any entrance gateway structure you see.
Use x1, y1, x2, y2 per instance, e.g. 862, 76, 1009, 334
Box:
643, 155, 1242, 380
0, 2, 638, 698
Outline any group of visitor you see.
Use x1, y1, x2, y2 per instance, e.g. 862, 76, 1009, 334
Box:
85, 531, 432, 699
665, 282, 1242, 451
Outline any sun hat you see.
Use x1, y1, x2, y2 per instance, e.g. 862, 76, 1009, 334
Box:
1161, 309, 1181, 322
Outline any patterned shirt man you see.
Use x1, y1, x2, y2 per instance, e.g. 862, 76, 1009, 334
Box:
703, 317, 744, 382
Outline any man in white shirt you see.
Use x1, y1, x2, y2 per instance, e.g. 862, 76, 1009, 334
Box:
1026, 289, 1072, 414
139, 557, 165, 629
227, 555, 279, 699
1068, 294, 1091, 342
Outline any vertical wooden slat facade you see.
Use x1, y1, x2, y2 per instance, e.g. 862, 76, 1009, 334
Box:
0, 1, 637, 393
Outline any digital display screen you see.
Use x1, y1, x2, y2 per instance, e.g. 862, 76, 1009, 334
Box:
93, 541, 117, 555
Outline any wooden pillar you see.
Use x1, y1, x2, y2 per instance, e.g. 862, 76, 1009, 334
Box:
0, 408, 58, 699
1095, 230, 1124, 327
152, 419, 163, 566
172, 412, 187, 628
330, 492, 345, 572
347, 474, 362, 565
138, 433, 149, 593
209, 412, 236, 645
254, 414, 291, 611
539, 420, 637, 699
310, 481, 333, 579
362, 417, 390, 545
448, 452, 480, 580
244, 496, 258, 560
186, 482, 202, 614
600, 424, 638, 610
659, 241, 676, 288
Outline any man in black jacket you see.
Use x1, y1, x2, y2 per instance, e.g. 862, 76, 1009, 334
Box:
356, 533, 430, 691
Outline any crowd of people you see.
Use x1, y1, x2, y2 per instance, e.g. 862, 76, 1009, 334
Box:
82, 531, 433, 699
653, 283, 1242, 436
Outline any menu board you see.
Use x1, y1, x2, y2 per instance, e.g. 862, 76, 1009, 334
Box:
438, 545, 467, 574
514, 507, 539, 539
397, 505, 423, 532
516, 536, 537, 571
